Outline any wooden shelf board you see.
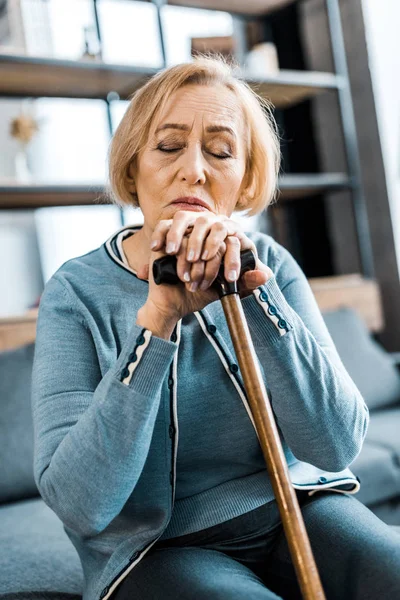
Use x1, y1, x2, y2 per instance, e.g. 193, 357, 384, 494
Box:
0, 174, 351, 209
0, 54, 158, 100
0, 54, 340, 108
142, 0, 296, 16
0, 183, 107, 209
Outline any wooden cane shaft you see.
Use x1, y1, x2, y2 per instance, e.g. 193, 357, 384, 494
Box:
221, 294, 326, 600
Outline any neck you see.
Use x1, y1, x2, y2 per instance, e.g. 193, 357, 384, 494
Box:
123, 224, 152, 272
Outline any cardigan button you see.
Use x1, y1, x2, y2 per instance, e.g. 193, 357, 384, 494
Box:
268, 305, 277, 315
128, 351, 137, 362
129, 551, 139, 561
207, 324, 217, 334
121, 367, 130, 379
136, 334, 146, 345
169, 425, 175, 438
168, 376, 174, 388
100, 587, 109, 598
278, 319, 287, 329
229, 363, 239, 374
318, 476, 327, 483
260, 291, 269, 302
170, 332, 177, 342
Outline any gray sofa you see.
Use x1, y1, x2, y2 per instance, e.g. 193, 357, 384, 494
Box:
1, 306, 400, 599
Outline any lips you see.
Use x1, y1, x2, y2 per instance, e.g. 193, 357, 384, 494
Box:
171, 197, 211, 210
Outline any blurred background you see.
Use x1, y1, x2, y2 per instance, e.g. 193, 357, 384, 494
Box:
3, 5, 400, 593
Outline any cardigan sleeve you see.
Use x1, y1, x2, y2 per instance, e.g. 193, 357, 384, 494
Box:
31, 274, 177, 538
240, 237, 369, 473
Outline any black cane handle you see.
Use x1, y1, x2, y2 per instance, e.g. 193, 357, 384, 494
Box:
153, 249, 257, 297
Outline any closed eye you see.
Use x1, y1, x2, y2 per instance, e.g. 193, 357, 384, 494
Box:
157, 146, 231, 159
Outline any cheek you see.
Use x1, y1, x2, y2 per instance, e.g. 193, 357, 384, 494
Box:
219, 163, 245, 191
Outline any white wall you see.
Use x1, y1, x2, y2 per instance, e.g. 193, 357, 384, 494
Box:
362, 0, 400, 277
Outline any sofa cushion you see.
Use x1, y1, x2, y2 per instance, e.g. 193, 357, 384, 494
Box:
349, 441, 400, 506
371, 501, 400, 526
0, 342, 39, 504
322, 307, 400, 411
0, 497, 83, 598
366, 407, 400, 461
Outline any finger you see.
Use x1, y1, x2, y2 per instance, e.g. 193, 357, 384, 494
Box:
188, 260, 206, 292
199, 241, 227, 290
185, 214, 217, 262
137, 263, 150, 280
239, 269, 272, 293
165, 210, 198, 255
175, 237, 192, 284
199, 221, 255, 263
223, 235, 241, 282
150, 219, 174, 251
198, 220, 230, 261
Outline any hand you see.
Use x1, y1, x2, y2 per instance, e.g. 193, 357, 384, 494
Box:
137, 210, 274, 336
150, 210, 273, 295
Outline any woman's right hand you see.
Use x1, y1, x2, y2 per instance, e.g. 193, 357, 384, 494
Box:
135, 211, 273, 340
136, 235, 223, 340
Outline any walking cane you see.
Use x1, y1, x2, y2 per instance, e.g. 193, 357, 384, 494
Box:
153, 249, 326, 600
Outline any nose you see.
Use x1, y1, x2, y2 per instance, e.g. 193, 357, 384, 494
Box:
178, 142, 206, 185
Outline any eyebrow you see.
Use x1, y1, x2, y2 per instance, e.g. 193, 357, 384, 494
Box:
155, 123, 236, 137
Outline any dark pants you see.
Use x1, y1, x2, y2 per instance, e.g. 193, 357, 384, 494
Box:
112, 491, 400, 599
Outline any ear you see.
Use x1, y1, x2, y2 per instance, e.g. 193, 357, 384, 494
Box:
126, 162, 136, 194
235, 172, 254, 211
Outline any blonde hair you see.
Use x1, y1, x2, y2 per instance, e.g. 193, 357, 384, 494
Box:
107, 54, 281, 217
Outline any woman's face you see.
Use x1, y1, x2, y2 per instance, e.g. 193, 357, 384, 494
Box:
128, 83, 248, 231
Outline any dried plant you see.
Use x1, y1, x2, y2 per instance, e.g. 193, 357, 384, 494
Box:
10, 113, 40, 144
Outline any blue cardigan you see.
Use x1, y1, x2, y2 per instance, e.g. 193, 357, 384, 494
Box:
31, 224, 368, 600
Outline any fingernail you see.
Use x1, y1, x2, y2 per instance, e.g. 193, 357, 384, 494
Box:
187, 249, 195, 261
228, 270, 237, 281
201, 250, 208, 260
189, 281, 198, 292
200, 280, 209, 290
183, 272, 190, 282
150, 240, 158, 249
166, 242, 176, 253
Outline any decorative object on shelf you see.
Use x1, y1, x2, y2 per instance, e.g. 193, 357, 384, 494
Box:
79, 25, 102, 62
191, 35, 236, 64
9, 100, 40, 183
0, 0, 27, 54
245, 42, 279, 77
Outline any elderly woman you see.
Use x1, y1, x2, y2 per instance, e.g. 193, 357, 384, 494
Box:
32, 56, 400, 600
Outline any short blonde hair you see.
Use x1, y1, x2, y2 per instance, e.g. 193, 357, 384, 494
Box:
107, 54, 281, 217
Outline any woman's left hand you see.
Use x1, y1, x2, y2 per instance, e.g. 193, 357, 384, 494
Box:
148, 210, 273, 297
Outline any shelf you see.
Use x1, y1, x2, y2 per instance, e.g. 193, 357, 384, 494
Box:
0, 183, 106, 209
276, 173, 351, 200
0, 55, 159, 101
0, 54, 341, 109
0, 174, 351, 209
143, 0, 296, 16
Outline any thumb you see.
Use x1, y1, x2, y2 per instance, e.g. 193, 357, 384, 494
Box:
137, 263, 150, 280
240, 268, 271, 290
